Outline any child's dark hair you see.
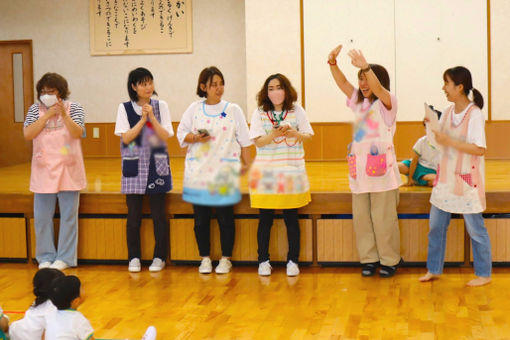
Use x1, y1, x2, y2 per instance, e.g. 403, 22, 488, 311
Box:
50, 275, 81, 310
257, 73, 298, 112
196, 66, 224, 98
127, 67, 157, 102
443, 66, 484, 109
36, 73, 70, 100
356, 64, 390, 104
33, 268, 65, 307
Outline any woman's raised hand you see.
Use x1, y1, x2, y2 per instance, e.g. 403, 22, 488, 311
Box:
328, 44, 343, 64
348, 49, 369, 69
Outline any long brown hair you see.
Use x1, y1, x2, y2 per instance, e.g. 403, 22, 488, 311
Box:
257, 73, 297, 112
356, 64, 390, 104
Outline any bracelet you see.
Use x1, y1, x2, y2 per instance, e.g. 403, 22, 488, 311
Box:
361, 64, 371, 73
327, 59, 337, 66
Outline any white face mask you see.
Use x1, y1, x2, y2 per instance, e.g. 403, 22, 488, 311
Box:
40, 94, 58, 108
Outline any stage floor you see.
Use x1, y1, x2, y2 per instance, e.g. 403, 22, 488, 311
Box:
1, 158, 510, 194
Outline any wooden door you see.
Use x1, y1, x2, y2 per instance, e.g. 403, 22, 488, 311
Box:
0, 40, 33, 167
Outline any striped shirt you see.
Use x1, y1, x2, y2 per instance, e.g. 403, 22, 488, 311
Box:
24, 102, 85, 127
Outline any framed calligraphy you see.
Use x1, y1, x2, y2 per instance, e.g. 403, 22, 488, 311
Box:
89, 0, 192, 55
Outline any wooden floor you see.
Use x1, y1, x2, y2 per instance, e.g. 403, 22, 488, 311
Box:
1, 263, 510, 339
1, 158, 510, 194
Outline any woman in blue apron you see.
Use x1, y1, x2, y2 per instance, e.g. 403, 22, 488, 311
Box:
177, 66, 252, 274
114, 67, 174, 273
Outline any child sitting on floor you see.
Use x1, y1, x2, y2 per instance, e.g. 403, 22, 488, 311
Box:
398, 108, 441, 187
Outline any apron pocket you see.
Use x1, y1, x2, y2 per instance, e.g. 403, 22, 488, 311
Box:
365, 154, 387, 177
347, 154, 357, 179
154, 153, 170, 176
122, 157, 139, 177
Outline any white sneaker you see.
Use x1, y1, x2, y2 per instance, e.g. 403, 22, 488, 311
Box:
50, 260, 69, 271
286, 260, 300, 276
258, 260, 272, 276
38, 261, 52, 269
128, 258, 141, 272
198, 257, 212, 274
149, 258, 165, 272
215, 258, 232, 274
141, 325, 157, 340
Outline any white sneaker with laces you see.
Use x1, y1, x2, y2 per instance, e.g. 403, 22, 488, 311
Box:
258, 260, 272, 276
215, 258, 232, 274
286, 260, 300, 276
198, 257, 212, 274
141, 325, 157, 340
50, 260, 69, 271
38, 261, 51, 269
149, 258, 165, 272
128, 258, 141, 272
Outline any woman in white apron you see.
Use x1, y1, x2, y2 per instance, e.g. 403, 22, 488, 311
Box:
419, 66, 491, 287
177, 67, 252, 274
23, 73, 86, 271
249, 74, 313, 276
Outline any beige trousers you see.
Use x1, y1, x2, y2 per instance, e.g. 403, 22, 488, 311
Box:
352, 189, 400, 266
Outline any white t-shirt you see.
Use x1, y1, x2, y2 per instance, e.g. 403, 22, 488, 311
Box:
9, 300, 57, 340
114, 99, 174, 137
443, 103, 486, 148
177, 100, 252, 148
249, 104, 314, 140
44, 309, 94, 340
413, 135, 440, 170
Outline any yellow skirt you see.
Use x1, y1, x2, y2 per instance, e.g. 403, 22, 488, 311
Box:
250, 192, 311, 209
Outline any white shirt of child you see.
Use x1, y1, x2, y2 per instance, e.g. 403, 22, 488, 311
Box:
249, 104, 314, 140
45, 309, 94, 340
114, 99, 174, 137
413, 135, 440, 170
177, 100, 252, 148
8, 300, 56, 340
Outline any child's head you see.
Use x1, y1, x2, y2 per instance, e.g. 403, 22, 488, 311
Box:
36, 73, 70, 101
257, 73, 297, 112
442, 66, 484, 109
33, 268, 65, 307
196, 66, 225, 101
50, 275, 82, 310
127, 67, 157, 102
356, 64, 390, 103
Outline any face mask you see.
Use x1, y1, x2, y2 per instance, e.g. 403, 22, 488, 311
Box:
268, 89, 285, 106
40, 94, 58, 108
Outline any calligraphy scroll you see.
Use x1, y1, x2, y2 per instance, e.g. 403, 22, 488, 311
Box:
89, 0, 192, 55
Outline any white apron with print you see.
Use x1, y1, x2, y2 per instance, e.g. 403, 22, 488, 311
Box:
182, 101, 242, 206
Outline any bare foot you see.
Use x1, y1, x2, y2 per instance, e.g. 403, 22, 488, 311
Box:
419, 271, 440, 282
466, 276, 491, 287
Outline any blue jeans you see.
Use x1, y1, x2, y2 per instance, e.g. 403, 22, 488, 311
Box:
34, 191, 80, 266
427, 204, 491, 277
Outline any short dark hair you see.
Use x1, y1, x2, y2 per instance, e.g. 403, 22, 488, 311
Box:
443, 66, 484, 109
33, 268, 65, 307
257, 73, 298, 112
356, 64, 390, 104
36, 73, 70, 100
127, 67, 157, 102
196, 66, 224, 98
50, 275, 81, 310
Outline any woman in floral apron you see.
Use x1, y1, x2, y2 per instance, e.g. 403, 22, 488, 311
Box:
177, 66, 252, 274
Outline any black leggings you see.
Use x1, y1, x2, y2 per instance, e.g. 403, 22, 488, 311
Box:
193, 204, 235, 257
257, 208, 300, 263
126, 193, 169, 261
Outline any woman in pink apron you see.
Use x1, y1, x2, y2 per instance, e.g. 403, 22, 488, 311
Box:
328, 44, 403, 278
24, 73, 86, 271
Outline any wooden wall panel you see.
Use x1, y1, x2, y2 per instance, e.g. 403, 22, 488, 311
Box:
0, 217, 27, 258
470, 219, 510, 262
170, 218, 313, 262
317, 218, 464, 263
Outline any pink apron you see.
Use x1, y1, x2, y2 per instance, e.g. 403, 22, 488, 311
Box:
29, 103, 86, 193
